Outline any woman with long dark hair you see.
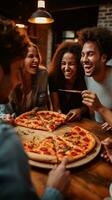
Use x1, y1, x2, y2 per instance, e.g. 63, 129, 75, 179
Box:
49, 40, 89, 121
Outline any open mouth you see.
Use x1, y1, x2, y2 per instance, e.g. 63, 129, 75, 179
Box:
65, 72, 72, 76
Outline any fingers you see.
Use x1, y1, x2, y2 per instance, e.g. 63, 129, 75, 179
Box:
60, 157, 68, 167
101, 137, 112, 145
66, 110, 81, 122
101, 122, 112, 131
101, 138, 112, 163
82, 90, 95, 98
101, 152, 110, 162
66, 113, 73, 122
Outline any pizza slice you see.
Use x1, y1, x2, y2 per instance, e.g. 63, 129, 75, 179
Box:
36, 111, 66, 131
25, 136, 58, 164
63, 126, 96, 154
53, 135, 85, 163
15, 110, 66, 131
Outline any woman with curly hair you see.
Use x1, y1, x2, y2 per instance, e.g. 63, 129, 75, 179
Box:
48, 40, 89, 122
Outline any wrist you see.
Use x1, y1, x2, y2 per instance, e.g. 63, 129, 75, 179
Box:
97, 105, 106, 114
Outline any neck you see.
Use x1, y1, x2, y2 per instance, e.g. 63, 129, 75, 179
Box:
93, 65, 108, 82
65, 79, 74, 89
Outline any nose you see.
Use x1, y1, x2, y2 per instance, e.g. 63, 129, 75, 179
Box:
81, 54, 88, 63
65, 63, 69, 70
34, 56, 39, 63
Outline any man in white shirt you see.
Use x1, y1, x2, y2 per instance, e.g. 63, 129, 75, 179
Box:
78, 27, 112, 123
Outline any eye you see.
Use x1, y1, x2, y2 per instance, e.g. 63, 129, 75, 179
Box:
88, 52, 94, 56
27, 53, 34, 58
61, 61, 66, 65
70, 62, 76, 65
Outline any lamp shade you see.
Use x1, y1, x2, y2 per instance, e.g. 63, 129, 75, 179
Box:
28, 8, 54, 24
28, 0, 54, 24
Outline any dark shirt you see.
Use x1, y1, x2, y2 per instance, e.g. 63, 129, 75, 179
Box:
49, 76, 88, 116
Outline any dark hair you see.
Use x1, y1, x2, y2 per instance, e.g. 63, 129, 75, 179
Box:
48, 40, 84, 87
77, 27, 112, 61
0, 17, 28, 73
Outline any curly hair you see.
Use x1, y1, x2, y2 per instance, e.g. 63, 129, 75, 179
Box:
48, 40, 84, 87
0, 17, 28, 73
77, 27, 112, 61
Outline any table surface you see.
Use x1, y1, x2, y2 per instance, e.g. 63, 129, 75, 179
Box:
29, 119, 112, 200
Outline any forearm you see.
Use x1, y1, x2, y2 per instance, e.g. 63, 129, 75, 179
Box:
50, 92, 61, 112
98, 106, 112, 127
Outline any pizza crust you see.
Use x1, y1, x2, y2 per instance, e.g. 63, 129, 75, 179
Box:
27, 152, 57, 163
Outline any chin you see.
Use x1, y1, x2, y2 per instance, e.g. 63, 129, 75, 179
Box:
30, 71, 37, 75
65, 77, 72, 80
85, 73, 92, 77
85, 71, 93, 77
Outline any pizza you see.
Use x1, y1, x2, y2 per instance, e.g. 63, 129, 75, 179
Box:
15, 110, 66, 131
21, 126, 96, 164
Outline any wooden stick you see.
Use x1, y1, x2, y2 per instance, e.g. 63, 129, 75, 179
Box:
58, 89, 82, 93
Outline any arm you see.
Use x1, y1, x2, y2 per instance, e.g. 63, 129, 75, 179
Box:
50, 92, 61, 113
66, 105, 89, 122
97, 106, 112, 127
82, 90, 112, 127
42, 158, 70, 200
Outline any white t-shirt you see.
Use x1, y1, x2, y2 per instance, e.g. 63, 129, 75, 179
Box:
85, 68, 112, 123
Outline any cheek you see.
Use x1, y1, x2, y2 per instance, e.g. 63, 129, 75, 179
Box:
71, 66, 77, 74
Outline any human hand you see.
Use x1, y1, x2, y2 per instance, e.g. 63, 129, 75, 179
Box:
101, 122, 112, 131
101, 137, 112, 163
66, 108, 81, 122
46, 157, 70, 193
0, 113, 15, 125
82, 90, 102, 111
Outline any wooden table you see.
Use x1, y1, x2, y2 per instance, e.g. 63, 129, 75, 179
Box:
30, 119, 112, 200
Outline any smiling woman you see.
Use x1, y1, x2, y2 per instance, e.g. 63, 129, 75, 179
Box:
48, 40, 90, 121
7, 42, 49, 116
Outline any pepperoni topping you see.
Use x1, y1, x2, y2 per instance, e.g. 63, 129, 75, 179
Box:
79, 131, 86, 136
75, 127, 81, 131
71, 151, 78, 156
83, 137, 90, 142
40, 147, 48, 151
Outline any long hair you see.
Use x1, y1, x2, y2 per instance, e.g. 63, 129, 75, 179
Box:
9, 42, 43, 112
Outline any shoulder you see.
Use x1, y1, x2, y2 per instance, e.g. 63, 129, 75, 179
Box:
38, 65, 48, 72
37, 66, 48, 77
0, 121, 27, 160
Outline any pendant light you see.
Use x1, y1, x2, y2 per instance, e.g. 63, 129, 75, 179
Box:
28, 0, 54, 24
